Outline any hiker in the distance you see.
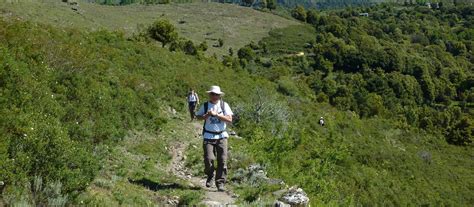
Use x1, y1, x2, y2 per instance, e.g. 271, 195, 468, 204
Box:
195, 86, 233, 192
187, 88, 200, 121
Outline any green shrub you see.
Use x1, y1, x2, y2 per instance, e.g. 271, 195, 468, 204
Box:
169, 39, 186, 52
218, 38, 224, 47
233, 88, 289, 137
446, 116, 473, 145
276, 76, 299, 97
267, 0, 277, 10
198, 41, 208, 52
183, 40, 198, 55
316, 92, 329, 103
291, 5, 307, 22
237, 46, 255, 62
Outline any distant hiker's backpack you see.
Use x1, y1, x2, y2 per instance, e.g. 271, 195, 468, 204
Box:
202, 100, 227, 135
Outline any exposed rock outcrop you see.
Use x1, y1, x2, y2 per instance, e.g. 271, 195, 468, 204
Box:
276, 186, 309, 207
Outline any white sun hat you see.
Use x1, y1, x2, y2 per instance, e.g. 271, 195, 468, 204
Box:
206, 85, 225, 95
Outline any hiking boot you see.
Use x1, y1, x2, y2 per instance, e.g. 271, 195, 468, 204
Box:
205, 177, 213, 188
217, 183, 225, 192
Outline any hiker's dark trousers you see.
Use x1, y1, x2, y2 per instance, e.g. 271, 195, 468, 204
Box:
203, 138, 228, 185
188, 101, 197, 119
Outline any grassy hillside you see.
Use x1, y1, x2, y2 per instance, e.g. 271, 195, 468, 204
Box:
217, 3, 473, 205
0, 16, 275, 205
0, 2, 473, 206
0, 0, 298, 56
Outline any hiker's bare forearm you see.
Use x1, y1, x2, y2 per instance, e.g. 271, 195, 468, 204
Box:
196, 114, 208, 120
217, 114, 232, 123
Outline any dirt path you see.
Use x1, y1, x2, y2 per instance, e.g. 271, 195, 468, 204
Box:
167, 122, 236, 206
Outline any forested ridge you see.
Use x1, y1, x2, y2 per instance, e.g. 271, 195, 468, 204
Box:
229, 3, 473, 146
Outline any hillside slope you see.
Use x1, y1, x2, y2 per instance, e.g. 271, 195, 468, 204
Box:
0, 17, 277, 206
0, 3, 473, 206
0, 0, 298, 56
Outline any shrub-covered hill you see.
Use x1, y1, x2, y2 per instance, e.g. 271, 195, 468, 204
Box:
0, 7, 473, 206
224, 5, 474, 206
0, 0, 298, 57
0, 17, 273, 205
235, 4, 474, 145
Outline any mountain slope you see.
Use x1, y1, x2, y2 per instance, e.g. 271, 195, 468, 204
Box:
0, 3, 473, 206
0, 0, 298, 56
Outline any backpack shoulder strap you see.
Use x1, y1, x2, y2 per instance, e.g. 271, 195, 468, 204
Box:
220, 99, 226, 115
202, 102, 209, 135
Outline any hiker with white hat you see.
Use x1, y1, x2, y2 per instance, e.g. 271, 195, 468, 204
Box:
195, 85, 233, 192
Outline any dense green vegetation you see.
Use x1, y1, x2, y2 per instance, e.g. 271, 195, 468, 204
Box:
0, 2, 472, 206
0, 17, 265, 205
214, 3, 474, 205
234, 4, 474, 146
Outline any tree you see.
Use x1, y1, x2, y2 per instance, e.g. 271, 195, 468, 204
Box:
222, 55, 240, 69
291, 5, 307, 22
267, 0, 277, 10
364, 93, 385, 117
447, 116, 473, 145
420, 73, 436, 103
147, 19, 178, 47
306, 10, 319, 25
446, 40, 467, 56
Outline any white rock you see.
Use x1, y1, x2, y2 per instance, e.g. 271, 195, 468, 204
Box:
279, 186, 309, 206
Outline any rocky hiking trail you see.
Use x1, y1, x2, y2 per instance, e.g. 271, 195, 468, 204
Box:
167, 122, 237, 206
162, 115, 309, 207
